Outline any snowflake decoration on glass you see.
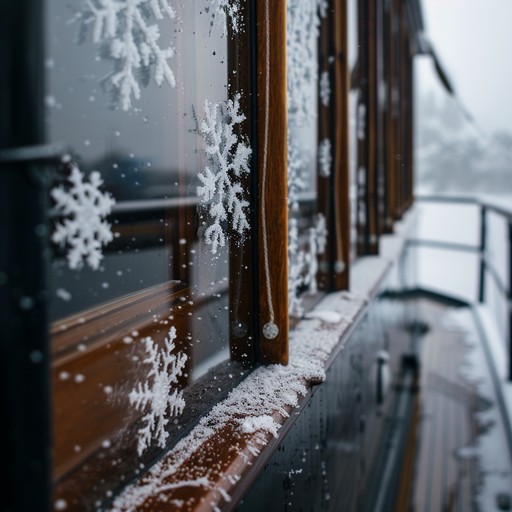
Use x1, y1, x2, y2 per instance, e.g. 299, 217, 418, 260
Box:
76, 0, 176, 111
318, 138, 332, 177
317, 0, 329, 18
196, 92, 252, 254
288, 218, 307, 317
207, 0, 242, 36
304, 213, 328, 295
129, 326, 187, 456
357, 166, 367, 226
51, 163, 115, 270
287, 0, 327, 125
358, 102, 367, 140
319, 70, 331, 107
287, 135, 308, 211
314, 213, 328, 255
287, 0, 318, 126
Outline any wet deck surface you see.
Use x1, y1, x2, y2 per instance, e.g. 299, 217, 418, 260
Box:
402, 299, 512, 512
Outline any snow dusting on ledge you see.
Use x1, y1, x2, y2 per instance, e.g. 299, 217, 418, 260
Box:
110, 212, 415, 511
111, 295, 367, 511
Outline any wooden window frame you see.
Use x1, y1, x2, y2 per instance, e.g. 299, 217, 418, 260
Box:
50, 0, 355, 505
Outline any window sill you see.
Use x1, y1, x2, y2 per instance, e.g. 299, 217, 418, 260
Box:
109, 212, 415, 511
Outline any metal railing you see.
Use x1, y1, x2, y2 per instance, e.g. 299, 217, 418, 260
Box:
410, 195, 512, 381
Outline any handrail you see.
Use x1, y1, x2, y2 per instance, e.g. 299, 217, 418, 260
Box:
416, 194, 512, 222
413, 194, 512, 381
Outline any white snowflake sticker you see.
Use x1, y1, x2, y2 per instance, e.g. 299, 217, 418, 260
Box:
76, 0, 177, 111
287, 135, 308, 211
318, 138, 332, 177
208, 0, 242, 36
196, 92, 252, 254
129, 326, 187, 456
288, 218, 306, 317
51, 164, 115, 270
319, 70, 331, 107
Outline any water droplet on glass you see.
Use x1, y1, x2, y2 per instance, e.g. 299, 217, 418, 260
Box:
54, 499, 67, 510
30, 351, 43, 364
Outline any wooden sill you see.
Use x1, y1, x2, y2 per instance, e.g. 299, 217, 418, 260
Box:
104, 211, 414, 511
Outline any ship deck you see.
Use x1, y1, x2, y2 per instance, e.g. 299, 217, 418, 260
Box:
397, 298, 512, 512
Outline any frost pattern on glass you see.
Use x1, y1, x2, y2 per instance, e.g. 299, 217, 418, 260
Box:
287, 135, 308, 317
196, 92, 252, 254
357, 166, 367, 227
287, 0, 327, 316
208, 0, 242, 35
319, 70, 330, 107
304, 213, 327, 295
287, 0, 318, 125
287, 0, 327, 125
288, 218, 307, 317
288, 213, 328, 314
314, 212, 327, 255
51, 163, 115, 270
317, 0, 329, 18
358, 102, 367, 140
318, 138, 332, 177
287, 135, 307, 211
129, 326, 187, 456
76, 0, 177, 111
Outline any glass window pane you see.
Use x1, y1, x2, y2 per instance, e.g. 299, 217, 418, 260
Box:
46, 1, 253, 508
348, 0, 362, 259
286, 0, 325, 319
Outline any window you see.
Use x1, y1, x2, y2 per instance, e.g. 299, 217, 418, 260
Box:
46, 1, 256, 506
0, 0, 417, 509
286, 0, 350, 323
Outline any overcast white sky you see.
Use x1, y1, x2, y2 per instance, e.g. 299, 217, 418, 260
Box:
419, 0, 512, 135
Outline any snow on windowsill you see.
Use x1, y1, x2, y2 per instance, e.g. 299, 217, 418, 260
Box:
110, 211, 416, 512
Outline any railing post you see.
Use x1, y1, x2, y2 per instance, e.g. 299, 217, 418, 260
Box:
478, 206, 487, 303
508, 222, 512, 381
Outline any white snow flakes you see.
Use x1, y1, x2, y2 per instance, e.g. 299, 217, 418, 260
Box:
196, 93, 252, 254
318, 138, 332, 177
304, 213, 327, 295
129, 326, 187, 456
77, 0, 177, 111
319, 70, 331, 107
287, 0, 320, 125
317, 0, 329, 18
286, 0, 331, 315
51, 164, 115, 270
287, 0, 328, 124
287, 135, 307, 211
208, 0, 242, 36
288, 218, 306, 317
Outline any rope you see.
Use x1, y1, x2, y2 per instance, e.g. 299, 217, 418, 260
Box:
261, 0, 279, 340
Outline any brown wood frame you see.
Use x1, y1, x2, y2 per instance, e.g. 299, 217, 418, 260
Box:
256, 0, 289, 364
47, 0, 423, 508
315, 0, 351, 292
228, 0, 257, 365
385, 0, 398, 231
356, 0, 379, 256
375, 0, 387, 239
50, 2, 265, 506
333, 0, 351, 290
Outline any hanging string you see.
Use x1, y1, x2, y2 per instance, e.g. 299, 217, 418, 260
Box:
261, 0, 279, 340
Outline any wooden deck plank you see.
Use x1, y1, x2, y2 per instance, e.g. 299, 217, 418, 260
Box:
406, 301, 478, 512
